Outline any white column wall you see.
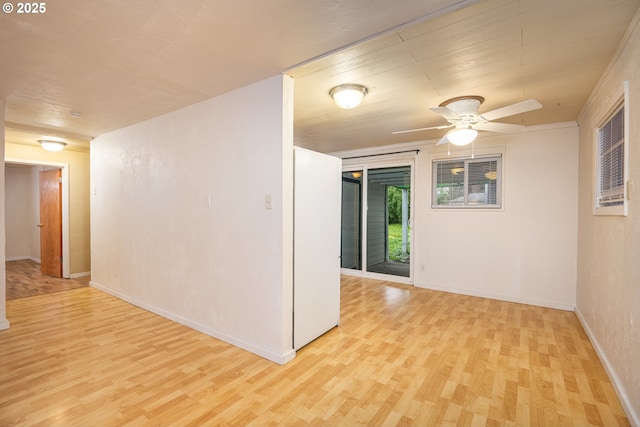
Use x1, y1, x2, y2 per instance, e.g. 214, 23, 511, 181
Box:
90, 75, 294, 363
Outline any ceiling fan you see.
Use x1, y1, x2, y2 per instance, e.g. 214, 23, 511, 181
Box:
393, 96, 542, 146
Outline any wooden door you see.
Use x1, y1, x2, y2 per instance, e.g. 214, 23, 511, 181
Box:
39, 169, 63, 277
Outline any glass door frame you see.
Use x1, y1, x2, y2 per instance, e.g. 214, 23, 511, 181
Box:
341, 158, 415, 285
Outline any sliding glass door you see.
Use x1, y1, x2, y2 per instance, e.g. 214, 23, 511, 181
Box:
341, 163, 413, 281
366, 166, 411, 278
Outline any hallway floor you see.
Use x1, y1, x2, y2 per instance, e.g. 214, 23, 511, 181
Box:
5, 259, 89, 300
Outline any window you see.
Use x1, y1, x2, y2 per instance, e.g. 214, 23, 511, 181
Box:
595, 83, 628, 216
432, 155, 502, 208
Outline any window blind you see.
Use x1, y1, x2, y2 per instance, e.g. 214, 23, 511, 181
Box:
433, 155, 501, 208
598, 106, 624, 206
468, 159, 498, 205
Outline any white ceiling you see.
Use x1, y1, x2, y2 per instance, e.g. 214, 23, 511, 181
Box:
2, 0, 639, 153
291, 0, 640, 152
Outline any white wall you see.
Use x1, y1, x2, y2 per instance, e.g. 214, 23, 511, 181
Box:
4, 165, 42, 261
90, 75, 295, 364
1, 99, 9, 330
339, 123, 579, 310
5, 167, 32, 259
414, 125, 579, 310
576, 12, 640, 425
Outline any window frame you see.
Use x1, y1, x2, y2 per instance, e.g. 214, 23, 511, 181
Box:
431, 153, 503, 210
594, 81, 629, 216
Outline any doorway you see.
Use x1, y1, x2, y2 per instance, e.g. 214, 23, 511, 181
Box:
341, 162, 413, 282
4, 159, 70, 278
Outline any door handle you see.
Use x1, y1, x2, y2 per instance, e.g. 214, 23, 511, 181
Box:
37, 224, 44, 228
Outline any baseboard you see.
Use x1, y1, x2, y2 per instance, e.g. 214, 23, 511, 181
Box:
90, 280, 295, 365
5, 256, 41, 263
414, 281, 576, 311
575, 307, 639, 427
5, 256, 30, 262
0, 318, 10, 330
70, 271, 91, 279
281, 349, 297, 364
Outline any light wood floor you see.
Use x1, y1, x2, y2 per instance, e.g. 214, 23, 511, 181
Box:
5, 259, 89, 300
0, 276, 629, 426
367, 260, 410, 277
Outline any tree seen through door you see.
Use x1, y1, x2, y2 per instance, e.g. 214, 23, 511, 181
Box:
387, 185, 410, 263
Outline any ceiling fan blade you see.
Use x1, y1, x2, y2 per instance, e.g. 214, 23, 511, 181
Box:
474, 122, 524, 133
429, 107, 460, 121
481, 99, 542, 121
392, 124, 453, 135
435, 134, 450, 145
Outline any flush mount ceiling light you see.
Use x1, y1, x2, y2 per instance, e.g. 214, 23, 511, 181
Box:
329, 84, 368, 109
38, 140, 67, 152
446, 128, 478, 146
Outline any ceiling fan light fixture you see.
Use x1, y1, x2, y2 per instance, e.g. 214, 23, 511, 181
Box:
329, 84, 368, 109
484, 170, 497, 180
38, 140, 67, 152
447, 128, 478, 146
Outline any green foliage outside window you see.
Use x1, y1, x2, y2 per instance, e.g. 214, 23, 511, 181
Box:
387, 186, 410, 224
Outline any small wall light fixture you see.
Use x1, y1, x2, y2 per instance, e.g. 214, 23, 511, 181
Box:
329, 84, 368, 109
38, 140, 67, 152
